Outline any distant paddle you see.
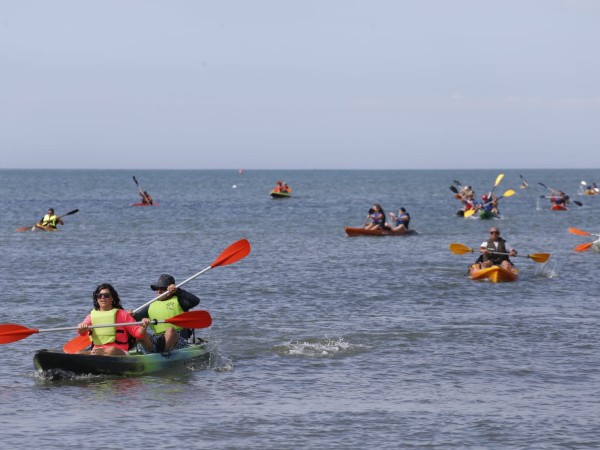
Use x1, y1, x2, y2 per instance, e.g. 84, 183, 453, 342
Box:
449, 242, 550, 263
489, 173, 504, 196
16, 209, 79, 232
133, 176, 152, 205
0, 311, 212, 346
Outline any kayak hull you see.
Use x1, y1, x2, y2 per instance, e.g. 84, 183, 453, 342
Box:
33, 343, 208, 377
477, 210, 501, 220
550, 204, 568, 211
32, 225, 59, 232
468, 265, 519, 283
344, 227, 418, 237
131, 202, 159, 207
270, 190, 291, 198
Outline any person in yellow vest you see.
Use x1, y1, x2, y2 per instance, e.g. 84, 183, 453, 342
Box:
77, 283, 150, 356
135, 274, 200, 354
36, 208, 64, 230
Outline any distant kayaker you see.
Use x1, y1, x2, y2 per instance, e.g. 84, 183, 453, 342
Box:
364, 203, 390, 231
550, 190, 568, 206
140, 190, 153, 205
77, 283, 150, 356
477, 227, 517, 270
388, 207, 410, 232
37, 208, 64, 229
135, 274, 200, 354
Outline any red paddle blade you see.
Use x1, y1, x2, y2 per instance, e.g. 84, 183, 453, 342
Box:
165, 310, 212, 329
0, 324, 38, 344
568, 227, 591, 237
211, 239, 251, 268
63, 333, 91, 354
574, 242, 593, 253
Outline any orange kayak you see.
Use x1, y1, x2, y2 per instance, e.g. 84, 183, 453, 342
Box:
344, 227, 417, 237
468, 265, 519, 282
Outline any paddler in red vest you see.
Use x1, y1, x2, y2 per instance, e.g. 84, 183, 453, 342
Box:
135, 274, 200, 354
140, 190, 153, 205
77, 283, 150, 356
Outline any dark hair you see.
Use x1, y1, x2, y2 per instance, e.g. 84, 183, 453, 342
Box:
92, 283, 123, 310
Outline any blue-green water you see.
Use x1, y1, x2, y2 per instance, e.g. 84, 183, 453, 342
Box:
0, 169, 598, 448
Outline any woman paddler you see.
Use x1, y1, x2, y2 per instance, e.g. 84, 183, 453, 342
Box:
77, 283, 150, 356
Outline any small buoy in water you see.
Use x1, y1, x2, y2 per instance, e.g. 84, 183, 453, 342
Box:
232, 185, 237, 189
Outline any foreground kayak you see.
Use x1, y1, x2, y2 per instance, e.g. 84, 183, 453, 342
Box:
270, 190, 291, 198
468, 264, 519, 283
344, 227, 418, 237
33, 343, 208, 377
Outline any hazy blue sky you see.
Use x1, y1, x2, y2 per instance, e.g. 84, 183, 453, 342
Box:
1, 1, 599, 169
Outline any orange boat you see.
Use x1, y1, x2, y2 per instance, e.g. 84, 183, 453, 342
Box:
468, 264, 519, 282
550, 204, 568, 211
344, 227, 417, 237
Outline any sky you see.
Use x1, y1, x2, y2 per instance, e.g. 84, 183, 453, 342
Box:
1, 0, 599, 170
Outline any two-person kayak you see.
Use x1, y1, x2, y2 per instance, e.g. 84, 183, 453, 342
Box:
344, 227, 418, 237
34, 342, 209, 378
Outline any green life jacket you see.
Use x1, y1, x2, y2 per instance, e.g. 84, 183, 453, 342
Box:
148, 297, 184, 334
90, 309, 119, 345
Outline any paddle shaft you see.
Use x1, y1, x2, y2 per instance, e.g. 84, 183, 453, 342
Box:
133, 266, 213, 313
39, 318, 174, 334
133, 176, 151, 204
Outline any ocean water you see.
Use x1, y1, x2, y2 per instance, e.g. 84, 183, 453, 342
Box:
0, 169, 598, 449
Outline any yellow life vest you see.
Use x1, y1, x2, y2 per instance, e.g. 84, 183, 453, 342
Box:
148, 297, 184, 334
42, 214, 58, 228
89, 309, 118, 345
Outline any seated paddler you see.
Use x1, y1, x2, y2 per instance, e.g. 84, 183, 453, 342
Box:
77, 283, 149, 356
134, 274, 200, 354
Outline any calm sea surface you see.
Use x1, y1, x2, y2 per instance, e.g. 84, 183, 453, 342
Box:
0, 169, 598, 449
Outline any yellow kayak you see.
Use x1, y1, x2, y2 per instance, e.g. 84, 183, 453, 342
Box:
468, 264, 519, 283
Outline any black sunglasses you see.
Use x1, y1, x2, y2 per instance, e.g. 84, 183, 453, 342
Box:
489, 231, 500, 235
96, 292, 112, 299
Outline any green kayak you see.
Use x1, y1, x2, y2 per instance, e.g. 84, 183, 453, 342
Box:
33, 343, 209, 378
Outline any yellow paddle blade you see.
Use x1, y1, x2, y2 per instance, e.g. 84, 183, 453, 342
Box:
574, 242, 593, 253
463, 209, 476, 218
502, 189, 516, 197
494, 173, 504, 187
449, 243, 474, 255
527, 253, 551, 263
568, 227, 591, 237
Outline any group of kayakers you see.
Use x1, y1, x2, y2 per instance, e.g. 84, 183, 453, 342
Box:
77, 274, 200, 356
364, 203, 411, 232
454, 185, 501, 216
